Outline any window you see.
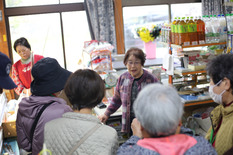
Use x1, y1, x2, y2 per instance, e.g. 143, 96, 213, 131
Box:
5, 1, 90, 71
60, 0, 84, 4
5, 0, 84, 7
122, 2, 202, 58
171, 3, 202, 20
5, 0, 59, 8
123, 5, 169, 58
62, 11, 91, 71
9, 13, 64, 67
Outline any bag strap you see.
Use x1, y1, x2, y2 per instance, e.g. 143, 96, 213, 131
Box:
67, 124, 101, 155
30, 101, 54, 144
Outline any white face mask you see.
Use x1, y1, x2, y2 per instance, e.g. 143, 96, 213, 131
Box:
208, 80, 226, 104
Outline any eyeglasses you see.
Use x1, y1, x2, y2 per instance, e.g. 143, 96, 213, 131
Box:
127, 61, 141, 66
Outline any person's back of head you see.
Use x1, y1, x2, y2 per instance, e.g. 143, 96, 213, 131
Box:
64, 69, 105, 110
31, 57, 71, 96
0, 52, 17, 91
133, 83, 184, 137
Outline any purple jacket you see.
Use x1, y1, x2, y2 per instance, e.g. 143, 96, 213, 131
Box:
105, 69, 158, 133
16, 96, 72, 155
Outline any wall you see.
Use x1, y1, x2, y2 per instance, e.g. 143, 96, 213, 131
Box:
0, 0, 15, 100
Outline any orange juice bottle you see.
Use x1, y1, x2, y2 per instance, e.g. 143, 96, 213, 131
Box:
171, 17, 177, 44
178, 17, 189, 45
188, 16, 198, 45
197, 16, 206, 44
175, 17, 181, 45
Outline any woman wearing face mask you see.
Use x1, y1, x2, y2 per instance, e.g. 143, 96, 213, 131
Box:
205, 54, 233, 155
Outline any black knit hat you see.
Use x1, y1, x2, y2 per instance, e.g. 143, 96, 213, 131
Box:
31, 57, 71, 96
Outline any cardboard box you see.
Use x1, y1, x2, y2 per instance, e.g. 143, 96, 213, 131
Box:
2, 121, 17, 138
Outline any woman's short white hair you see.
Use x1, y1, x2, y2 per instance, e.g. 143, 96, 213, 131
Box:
133, 83, 184, 137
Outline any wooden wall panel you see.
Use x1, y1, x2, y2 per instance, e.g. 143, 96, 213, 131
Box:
0, 0, 9, 57
0, 0, 15, 100
114, 0, 125, 54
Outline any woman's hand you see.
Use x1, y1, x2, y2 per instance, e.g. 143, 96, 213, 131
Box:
23, 88, 31, 97
131, 118, 143, 138
98, 114, 109, 123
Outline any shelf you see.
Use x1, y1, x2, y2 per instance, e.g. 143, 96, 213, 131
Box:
171, 42, 227, 49
174, 69, 206, 76
184, 99, 214, 107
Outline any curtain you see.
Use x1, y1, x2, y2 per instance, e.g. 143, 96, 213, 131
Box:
202, 0, 224, 16
84, 0, 117, 54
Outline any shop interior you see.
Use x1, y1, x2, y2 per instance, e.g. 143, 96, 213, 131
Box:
0, 0, 233, 154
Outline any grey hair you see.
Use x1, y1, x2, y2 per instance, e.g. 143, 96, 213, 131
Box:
133, 83, 184, 137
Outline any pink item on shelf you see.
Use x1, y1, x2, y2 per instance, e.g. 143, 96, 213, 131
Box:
144, 41, 156, 59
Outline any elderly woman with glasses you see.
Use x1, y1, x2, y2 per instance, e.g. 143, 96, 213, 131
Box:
205, 54, 233, 155
99, 47, 158, 135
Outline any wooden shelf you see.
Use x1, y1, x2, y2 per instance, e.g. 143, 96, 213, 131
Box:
184, 99, 214, 107
174, 69, 206, 76
171, 42, 227, 49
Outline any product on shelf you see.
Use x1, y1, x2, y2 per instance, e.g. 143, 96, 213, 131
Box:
197, 16, 206, 44
188, 16, 198, 45
171, 17, 177, 44
170, 14, 227, 46
175, 17, 181, 45
178, 17, 190, 46
204, 14, 227, 43
82, 40, 114, 72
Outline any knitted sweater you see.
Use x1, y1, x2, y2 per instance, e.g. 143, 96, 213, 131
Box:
205, 104, 233, 155
104, 69, 158, 133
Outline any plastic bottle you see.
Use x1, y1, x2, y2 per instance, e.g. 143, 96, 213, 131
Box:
208, 15, 215, 43
171, 17, 177, 44
226, 14, 231, 34
161, 25, 165, 42
219, 14, 227, 42
197, 16, 206, 44
178, 17, 189, 46
212, 15, 220, 43
175, 17, 181, 45
204, 15, 212, 43
230, 14, 233, 34
188, 16, 198, 45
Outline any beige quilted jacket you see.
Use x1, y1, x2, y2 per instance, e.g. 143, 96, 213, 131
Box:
43, 112, 119, 155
